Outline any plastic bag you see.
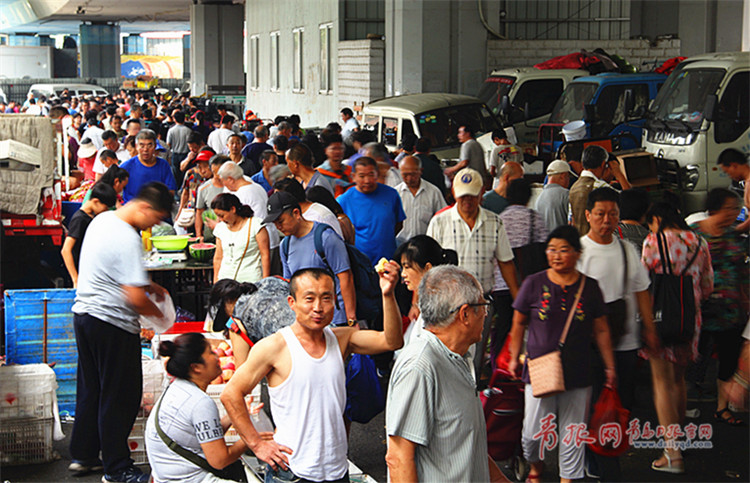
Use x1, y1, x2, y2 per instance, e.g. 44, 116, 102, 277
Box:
588, 387, 630, 457
139, 291, 176, 334
345, 354, 385, 424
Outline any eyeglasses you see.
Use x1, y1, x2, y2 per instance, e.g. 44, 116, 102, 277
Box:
449, 295, 493, 314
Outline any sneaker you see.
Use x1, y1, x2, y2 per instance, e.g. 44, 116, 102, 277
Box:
101, 465, 150, 483
68, 459, 103, 476
685, 408, 701, 419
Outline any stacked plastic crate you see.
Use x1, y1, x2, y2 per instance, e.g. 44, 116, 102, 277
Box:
128, 359, 167, 465
0, 364, 58, 465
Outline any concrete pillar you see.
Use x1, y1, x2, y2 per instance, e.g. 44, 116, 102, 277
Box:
123, 34, 144, 55
385, 0, 496, 96
182, 34, 191, 79
190, 4, 245, 97
79, 23, 120, 78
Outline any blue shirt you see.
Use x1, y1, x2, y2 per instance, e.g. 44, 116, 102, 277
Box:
337, 184, 406, 264
281, 223, 351, 325
120, 155, 177, 202
250, 171, 273, 195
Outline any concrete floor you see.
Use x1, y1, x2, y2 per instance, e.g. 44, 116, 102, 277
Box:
1, 360, 748, 482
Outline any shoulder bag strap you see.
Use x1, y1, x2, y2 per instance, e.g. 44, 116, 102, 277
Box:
558, 276, 586, 348
233, 217, 253, 280
312, 223, 335, 274
681, 236, 702, 276
154, 384, 223, 475
656, 231, 672, 275
617, 238, 628, 298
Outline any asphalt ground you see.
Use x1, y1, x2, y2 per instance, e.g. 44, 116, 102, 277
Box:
1, 359, 748, 483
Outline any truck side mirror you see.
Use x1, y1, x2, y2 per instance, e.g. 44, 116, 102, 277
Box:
584, 104, 596, 122
623, 89, 634, 116
500, 95, 511, 116
704, 94, 717, 122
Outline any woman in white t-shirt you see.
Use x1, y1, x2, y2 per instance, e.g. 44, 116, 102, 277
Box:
146, 333, 269, 482
211, 193, 270, 284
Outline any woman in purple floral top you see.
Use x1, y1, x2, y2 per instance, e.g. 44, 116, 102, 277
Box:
508, 225, 615, 482
641, 202, 713, 474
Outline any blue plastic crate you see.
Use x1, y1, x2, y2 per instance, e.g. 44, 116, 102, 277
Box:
4, 289, 78, 416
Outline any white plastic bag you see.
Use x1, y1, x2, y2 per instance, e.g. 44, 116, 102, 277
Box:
139, 291, 176, 334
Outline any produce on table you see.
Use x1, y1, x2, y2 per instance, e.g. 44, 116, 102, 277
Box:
189, 243, 216, 262
209, 344, 238, 384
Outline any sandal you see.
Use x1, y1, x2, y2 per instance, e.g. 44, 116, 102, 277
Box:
525, 473, 542, 483
651, 450, 684, 474
714, 407, 744, 426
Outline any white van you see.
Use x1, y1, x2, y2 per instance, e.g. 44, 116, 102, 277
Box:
361, 93, 500, 162
477, 67, 588, 146
642, 51, 750, 213
28, 83, 109, 99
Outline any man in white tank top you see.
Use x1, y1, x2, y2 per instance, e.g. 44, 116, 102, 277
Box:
222, 265, 403, 482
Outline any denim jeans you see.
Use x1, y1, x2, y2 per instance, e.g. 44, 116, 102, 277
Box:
264, 465, 349, 483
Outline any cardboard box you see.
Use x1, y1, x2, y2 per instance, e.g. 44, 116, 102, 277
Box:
616, 151, 659, 188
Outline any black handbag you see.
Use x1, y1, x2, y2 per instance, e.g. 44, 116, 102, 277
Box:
651, 232, 700, 346
605, 239, 628, 344
512, 211, 548, 281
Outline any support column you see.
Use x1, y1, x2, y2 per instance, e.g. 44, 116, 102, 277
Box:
79, 22, 120, 78
385, 0, 495, 96
182, 34, 191, 80
190, 3, 244, 96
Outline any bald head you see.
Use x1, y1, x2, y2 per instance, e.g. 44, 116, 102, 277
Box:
399, 155, 422, 189
500, 161, 523, 181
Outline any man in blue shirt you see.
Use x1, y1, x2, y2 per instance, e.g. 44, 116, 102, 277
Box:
120, 129, 177, 203
337, 157, 406, 265
250, 150, 278, 195
265, 191, 356, 326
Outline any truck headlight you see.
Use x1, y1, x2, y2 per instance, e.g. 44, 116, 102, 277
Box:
682, 165, 700, 191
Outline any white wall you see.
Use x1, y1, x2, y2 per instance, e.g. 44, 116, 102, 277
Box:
244, 0, 340, 128
487, 38, 682, 73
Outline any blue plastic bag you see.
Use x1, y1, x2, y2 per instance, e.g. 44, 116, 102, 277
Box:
345, 354, 385, 423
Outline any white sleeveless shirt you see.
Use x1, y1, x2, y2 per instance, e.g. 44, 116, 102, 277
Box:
269, 326, 348, 481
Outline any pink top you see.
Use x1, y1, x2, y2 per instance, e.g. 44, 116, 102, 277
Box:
641, 229, 713, 363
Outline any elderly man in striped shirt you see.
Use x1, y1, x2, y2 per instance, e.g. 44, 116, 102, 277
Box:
385, 265, 506, 482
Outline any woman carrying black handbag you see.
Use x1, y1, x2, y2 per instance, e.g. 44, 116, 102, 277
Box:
641, 202, 713, 474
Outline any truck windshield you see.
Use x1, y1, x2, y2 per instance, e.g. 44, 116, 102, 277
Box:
549, 82, 598, 124
416, 104, 500, 150
650, 68, 725, 127
476, 76, 515, 116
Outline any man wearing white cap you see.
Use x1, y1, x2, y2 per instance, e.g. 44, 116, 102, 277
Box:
535, 160, 573, 231
427, 168, 518, 375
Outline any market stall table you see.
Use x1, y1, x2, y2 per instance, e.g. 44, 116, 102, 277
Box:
146, 260, 213, 321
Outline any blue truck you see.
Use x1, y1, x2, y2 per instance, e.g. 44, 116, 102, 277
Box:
538, 72, 667, 159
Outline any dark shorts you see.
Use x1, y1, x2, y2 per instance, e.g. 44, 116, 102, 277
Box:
264, 465, 349, 483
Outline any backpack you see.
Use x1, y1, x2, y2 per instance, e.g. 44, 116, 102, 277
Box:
651, 232, 700, 346
282, 223, 382, 325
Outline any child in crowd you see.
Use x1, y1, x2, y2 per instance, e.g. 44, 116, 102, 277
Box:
61, 183, 117, 287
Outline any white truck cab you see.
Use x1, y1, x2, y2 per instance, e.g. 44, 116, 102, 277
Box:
361, 93, 500, 163
642, 51, 749, 213
477, 67, 588, 147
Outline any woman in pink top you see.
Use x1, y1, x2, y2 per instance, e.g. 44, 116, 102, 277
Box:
641, 202, 713, 475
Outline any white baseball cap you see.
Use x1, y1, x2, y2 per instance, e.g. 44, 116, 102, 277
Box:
546, 160, 573, 176
453, 168, 484, 198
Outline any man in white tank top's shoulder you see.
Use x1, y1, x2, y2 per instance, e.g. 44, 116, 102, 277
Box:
222, 264, 403, 483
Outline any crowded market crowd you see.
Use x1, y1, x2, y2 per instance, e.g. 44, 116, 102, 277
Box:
9, 89, 749, 483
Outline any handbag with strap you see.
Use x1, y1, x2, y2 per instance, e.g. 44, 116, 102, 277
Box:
512, 211, 548, 281
527, 276, 586, 398
153, 383, 247, 482
652, 232, 700, 346
233, 218, 254, 281
605, 239, 628, 344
